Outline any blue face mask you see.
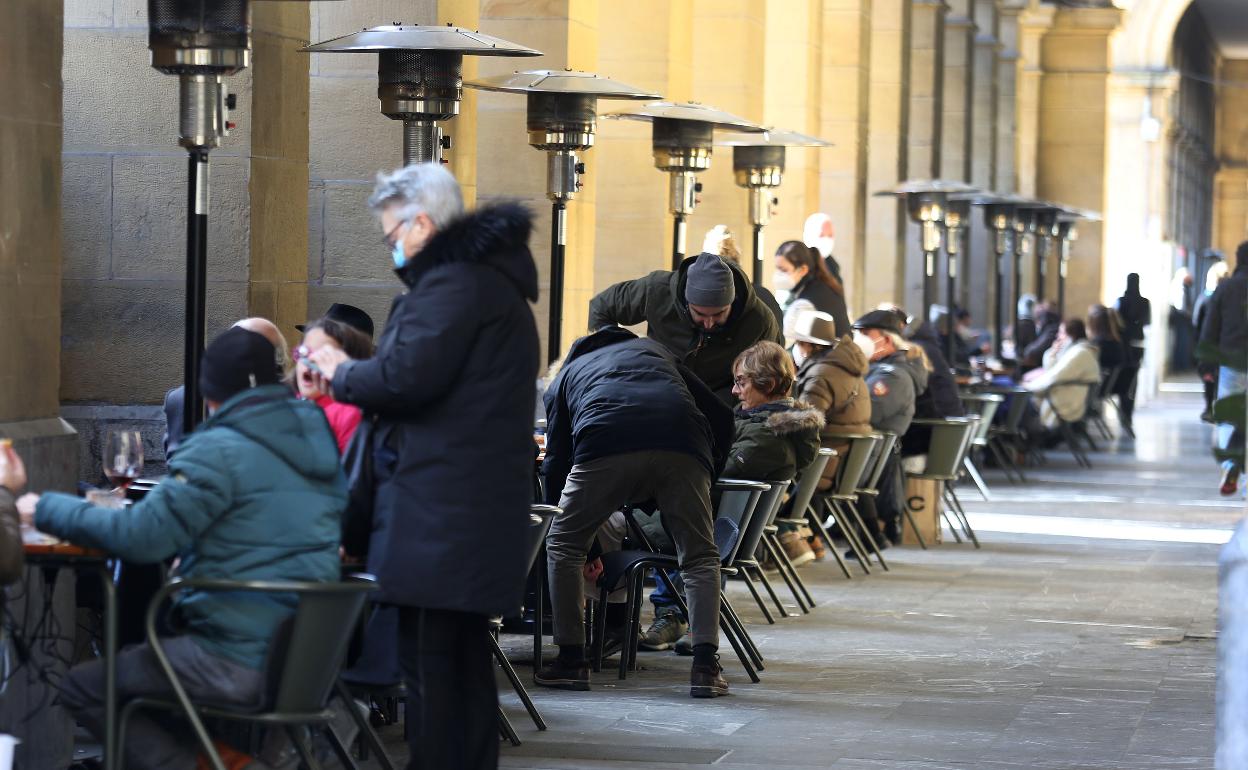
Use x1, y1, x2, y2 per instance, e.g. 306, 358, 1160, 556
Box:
391, 240, 407, 268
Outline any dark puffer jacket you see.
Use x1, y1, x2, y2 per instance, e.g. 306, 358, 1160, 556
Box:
331, 203, 541, 617
794, 337, 873, 486
37, 385, 345, 669
785, 274, 851, 339
723, 399, 823, 483
587, 253, 784, 404
1198, 264, 1248, 371
542, 327, 734, 504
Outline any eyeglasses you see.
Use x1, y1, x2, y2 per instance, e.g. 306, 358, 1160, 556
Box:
382, 219, 409, 249
733, 376, 750, 389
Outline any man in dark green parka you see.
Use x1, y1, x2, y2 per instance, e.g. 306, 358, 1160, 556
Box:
588, 252, 784, 404
20, 327, 345, 770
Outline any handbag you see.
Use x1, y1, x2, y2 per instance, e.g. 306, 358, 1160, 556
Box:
340, 415, 377, 558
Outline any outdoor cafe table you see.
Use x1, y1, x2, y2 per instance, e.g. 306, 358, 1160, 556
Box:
22, 540, 119, 770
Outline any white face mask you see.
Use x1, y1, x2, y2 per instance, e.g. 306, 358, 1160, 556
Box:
853, 331, 876, 360
812, 236, 835, 258
792, 346, 807, 367
773, 270, 797, 291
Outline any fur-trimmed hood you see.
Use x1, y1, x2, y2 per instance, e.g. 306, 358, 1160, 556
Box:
397, 202, 539, 302
738, 398, 825, 435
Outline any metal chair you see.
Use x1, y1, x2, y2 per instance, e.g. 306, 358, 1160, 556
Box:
1042, 380, 1101, 468
985, 386, 1033, 481
1088, 366, 1121, 441
590, 480, 770, 684
814, 434, 887, 571
903, 417, 980, 548
726, 483, 793, 623
771, 448, 852, 583
959, 393, 1004, 499
119, 576, 378, 770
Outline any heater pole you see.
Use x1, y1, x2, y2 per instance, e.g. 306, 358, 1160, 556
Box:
1057, 239, 1069, 318
752, 223, 765, 285
549, 200, 567, 364
945, 245, 958, 366
993, 233, 1008, 360
1013, 243, 1024, 351
672, 214, 687, 271
1035, 235, 1048, 303
922, 250, 936, 317
184, 149, 210, 435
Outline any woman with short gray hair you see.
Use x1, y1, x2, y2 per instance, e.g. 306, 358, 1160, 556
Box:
310, 162, 540, 770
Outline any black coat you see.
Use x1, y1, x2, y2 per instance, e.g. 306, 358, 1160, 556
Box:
903, 322, 964, 457
1198, 265, 1248, 370
332, 203, 541, 616
786, 274, 851, 339
542, 328, 734, 504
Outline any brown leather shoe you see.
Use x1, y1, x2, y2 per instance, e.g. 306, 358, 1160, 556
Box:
690, 659, 729, 698
534, 658, 590, 691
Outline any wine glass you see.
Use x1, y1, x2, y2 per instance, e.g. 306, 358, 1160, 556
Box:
103, 429, 144, 492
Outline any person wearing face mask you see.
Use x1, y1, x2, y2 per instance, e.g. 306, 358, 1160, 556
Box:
774, 240, 852, 341
803, 212, 846, 293
307, 163, 540, 770
588, 251, 783, 404
875, 304, 965, 458
852, 310, 931, 547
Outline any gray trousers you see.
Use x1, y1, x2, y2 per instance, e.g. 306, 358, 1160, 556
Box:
548, 450, 720, 648
58, 636, 266, 770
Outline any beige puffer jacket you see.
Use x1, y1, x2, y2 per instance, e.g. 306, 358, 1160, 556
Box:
794, 336, 873, 487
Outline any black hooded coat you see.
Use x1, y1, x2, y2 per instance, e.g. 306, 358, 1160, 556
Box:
331, 203, 541, 616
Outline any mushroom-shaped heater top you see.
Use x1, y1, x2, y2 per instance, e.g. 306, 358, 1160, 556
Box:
716, 129, 832, 188
605, 101, 763, 172
874, 180, 979, 252
304, 24, 542, 164
466, 69, 657, 199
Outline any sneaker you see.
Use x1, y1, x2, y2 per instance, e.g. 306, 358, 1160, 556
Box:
1222, 463, 1241, 497
674, 633, 693, 656
690, 658, 729, 698
638, 611, 687, 651
534, 658, 590, 691
197, 741, 257, 770
808, 536, 826, 561
779, 531, 816, 567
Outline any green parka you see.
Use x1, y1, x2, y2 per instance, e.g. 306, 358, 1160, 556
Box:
722, 399, 824, 482
35, 385, 346, 669
587, 254, 784, 403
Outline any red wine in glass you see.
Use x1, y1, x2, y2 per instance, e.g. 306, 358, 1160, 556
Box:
104, 430, 144, 492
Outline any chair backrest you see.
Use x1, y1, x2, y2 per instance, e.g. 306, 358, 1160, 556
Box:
1099, 366, 1120, 399
908, 418, 976, 480
270, 577, 378, 713
830, 434, 881, 497
526, 504, 561, 572
712, 479, 771, 564
788, 448, 834, 518
960, 393, 1002, 445
860, 432, 897, 493
731, 482, 786, 565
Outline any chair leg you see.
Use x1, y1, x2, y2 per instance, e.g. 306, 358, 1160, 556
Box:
498, 706, 522, 747
334, 681, 397, 770
717, 607, 761, 683
619, 569, 645, 680
987, 439, 1019, 484
945, 487, 980, 548
752, 559, 793, 616
721, 594, 764, 671
324, 724, 362, 770
737, 568, 777, 623
840, 499, 889, 572
286, 726, 325, 770
533, 546, 546, 672
489, 633, 547, 731
591, 586, 609, 674
762, 534, 814, 610
962, 456, 991, 501
818, 499, 870, 575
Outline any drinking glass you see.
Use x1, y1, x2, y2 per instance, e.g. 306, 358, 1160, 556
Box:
103, 429, 144, 491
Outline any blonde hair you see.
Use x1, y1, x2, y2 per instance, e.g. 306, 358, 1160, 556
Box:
733, 341, 796, 398
881, 330, 932, 372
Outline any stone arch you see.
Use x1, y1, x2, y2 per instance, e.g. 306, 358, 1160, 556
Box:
1111, 0, 1194, 71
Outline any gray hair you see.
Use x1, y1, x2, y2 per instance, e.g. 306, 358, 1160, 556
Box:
368, 163, 464, 229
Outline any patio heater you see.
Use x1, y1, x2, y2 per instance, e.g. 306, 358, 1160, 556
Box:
465, 70, 658, 363
1011, 205, 1039, 341
715, 129, 833, 285
941, 193, 981, 365
1026, 203, 1065, 304
303, 24, 541, 165
970, 194, 1031, 358
604, 102, 765, 270
874, 180, 977, 318
147, 0, 335, 436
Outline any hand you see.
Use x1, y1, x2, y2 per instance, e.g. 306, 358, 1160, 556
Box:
582, 557, 604, 583
309, 346, 351, 394
0, 442, 26, 494
16, 493, 39, 530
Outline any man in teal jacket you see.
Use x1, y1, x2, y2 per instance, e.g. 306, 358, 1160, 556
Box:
19, 326, 346, 770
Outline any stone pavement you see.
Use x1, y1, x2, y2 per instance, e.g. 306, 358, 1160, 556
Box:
379, 390, 1235, 769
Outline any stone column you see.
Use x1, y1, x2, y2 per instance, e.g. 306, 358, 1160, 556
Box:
477, 0, 599, 362
1016, 1, 1054, 199
941, 0, 976, 183
1213, 60, 1248, 254
905, 0, 949, 312
962, 0, 998, 319
1039, 5, 1123, 318
819, 0, 874, 317
593, 1, 695, 298
863, 0, 911, 310
996, 0, 1024, 194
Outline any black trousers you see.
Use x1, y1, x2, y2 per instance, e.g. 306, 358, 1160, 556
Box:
397, 607, 498, 770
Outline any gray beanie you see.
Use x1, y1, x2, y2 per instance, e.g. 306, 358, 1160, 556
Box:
684, 252, 736, 308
